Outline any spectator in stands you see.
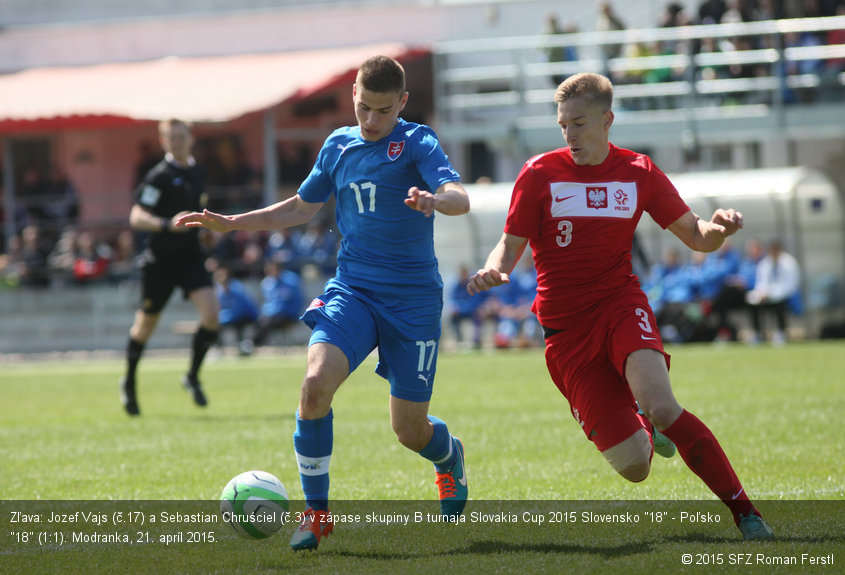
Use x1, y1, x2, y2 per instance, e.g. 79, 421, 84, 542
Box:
614, 41, 657, 110
698, 0, 727, 24
19, 167, 51, 224
821, 4, 845, 99
108, 229, 138, 284
447, 265, 489, 349
745, 239, 801, 345
826, 4, 845, 72
679, 248, 740, 342
205, 228, 266, 279
16, 224, 51, 288
264, 227, 303, 273
693, 239, 741, 303
237, 230, 266, 279
251, 257, 304, 347
0, 185, 31, 253
44, 165, 80, 235
0, 234, 23, 287
799, 0, 825, 18
643, 247, 699, 343
47, 227, 79, 286
541, 13, 580, 86
784, 29, 826, 103
491, 257, 541, 348
643, 247, 685, 313
72, 230, 111, 284
707, 237, 763, 341
213, 265, 260, 356
596, 1, 626, 74
720, 0, 750, 24
119, 118, 219, 417
660, 2, 687, 27
820, 0, 844, 17
19, 165, 80, 241
751, 0, 776, 21
657, 3, 695, 75
720, 35, 767, 104
296, 220, 339, 278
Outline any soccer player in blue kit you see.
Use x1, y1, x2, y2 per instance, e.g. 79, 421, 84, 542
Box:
177, 55, 470, 551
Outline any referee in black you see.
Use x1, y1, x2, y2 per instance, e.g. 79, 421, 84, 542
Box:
120, 118, 219, 416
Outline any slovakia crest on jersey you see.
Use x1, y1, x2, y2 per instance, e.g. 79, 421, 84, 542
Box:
387, 141, 405, 161
587, 186, 608, 209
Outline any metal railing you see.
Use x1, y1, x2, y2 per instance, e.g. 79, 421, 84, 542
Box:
433, 16, 845, 150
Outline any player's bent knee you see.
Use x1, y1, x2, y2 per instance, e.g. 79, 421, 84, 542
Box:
601, 428, 652, 482
640, 402, 682, 431
618, 461, 651, 483
298, 376, 335, 418
392, 422, 428, 451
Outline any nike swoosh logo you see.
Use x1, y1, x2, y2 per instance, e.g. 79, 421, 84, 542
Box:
641, 335, 657, 340
731, 488, 745, 500
457, 472, 467, 487
554, 194, 576, 203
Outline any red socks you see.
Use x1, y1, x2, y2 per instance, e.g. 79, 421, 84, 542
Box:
661, 410, 756, 524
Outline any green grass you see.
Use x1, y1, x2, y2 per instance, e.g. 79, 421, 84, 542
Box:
1, 342, 843, 573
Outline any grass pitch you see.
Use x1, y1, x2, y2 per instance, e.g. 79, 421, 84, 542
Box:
1, 342, 843, 573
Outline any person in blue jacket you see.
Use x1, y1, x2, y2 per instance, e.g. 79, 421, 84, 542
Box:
213, 265, 260, 356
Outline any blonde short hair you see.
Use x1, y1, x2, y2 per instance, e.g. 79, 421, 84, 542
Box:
554, 73, 613, 110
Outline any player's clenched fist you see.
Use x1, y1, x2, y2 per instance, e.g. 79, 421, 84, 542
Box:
466, 269, 510, 295
404, 186, 437, 217
710, 208, 743, 236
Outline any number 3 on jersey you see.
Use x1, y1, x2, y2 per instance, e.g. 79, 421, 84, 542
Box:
556, 220, 573, 247
351, 182, 376, 213
635, 307, 657, 339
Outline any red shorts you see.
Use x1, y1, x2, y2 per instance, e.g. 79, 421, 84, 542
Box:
543, 286, 671, 452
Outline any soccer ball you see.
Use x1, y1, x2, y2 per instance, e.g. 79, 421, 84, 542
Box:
219, 470, 289, 539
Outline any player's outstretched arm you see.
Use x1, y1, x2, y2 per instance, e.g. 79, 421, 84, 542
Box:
467, 232, 529, 295
405, 182, 470, 217
176, 195, 324, 233
667, 208, 743, 253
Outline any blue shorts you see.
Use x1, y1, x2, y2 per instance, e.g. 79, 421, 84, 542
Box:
301, 288, 439, 403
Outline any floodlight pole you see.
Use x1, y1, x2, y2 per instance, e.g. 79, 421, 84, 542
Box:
263, 108, 278, 207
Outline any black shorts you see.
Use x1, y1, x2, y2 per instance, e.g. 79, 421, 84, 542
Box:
138, 254, 212, 314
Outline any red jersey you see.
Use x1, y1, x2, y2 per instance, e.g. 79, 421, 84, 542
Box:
504, 144, 690, 329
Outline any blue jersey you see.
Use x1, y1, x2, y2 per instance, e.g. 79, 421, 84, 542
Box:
298, 118, 460, 337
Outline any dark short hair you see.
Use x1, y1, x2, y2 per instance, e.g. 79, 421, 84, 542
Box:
158, 118, 192, 134
554, 73, 613, 110
357, 56, 406, 94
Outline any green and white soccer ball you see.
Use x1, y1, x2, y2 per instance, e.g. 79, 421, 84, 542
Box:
220, 470, 289, 539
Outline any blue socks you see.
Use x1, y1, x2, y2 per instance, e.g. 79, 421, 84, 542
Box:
418, 415, 457, 472
294, 411, 456, 509
293, 409, 333, 511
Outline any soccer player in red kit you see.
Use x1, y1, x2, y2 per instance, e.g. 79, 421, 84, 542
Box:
467, 72, 773, 540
